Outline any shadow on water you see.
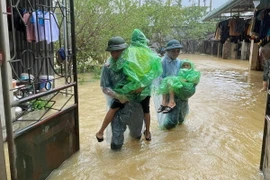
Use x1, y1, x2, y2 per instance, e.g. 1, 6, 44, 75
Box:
47, 54, 265, 179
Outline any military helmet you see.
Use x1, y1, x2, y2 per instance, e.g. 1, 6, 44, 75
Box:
106, 36, 128, 51
164, 39, 183, 51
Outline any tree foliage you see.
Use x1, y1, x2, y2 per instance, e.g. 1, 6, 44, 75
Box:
74, 0, 216, 71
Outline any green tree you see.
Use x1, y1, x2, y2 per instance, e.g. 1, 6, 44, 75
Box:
175, 6, 216, 40
74, 0, 216, 72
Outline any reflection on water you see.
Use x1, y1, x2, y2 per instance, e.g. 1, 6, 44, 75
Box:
47, 54, 265, 179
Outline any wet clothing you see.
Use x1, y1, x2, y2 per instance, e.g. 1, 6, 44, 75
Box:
153, 78, 189, 129
100, 60, 126, 89
100, 60, 143, 150
100, 30, 158, 149
158, 98, 189, 129
153, 54, 190, 129
161, 54, 181, 78
110, 99, 126, 109
110, 95, 150, 113
263, 59, 270, 82
110, 102, 144, 150
140, 96, 150, 113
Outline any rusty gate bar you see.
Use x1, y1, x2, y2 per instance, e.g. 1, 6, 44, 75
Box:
0, 0, 17, 179
0, 2, 8, 179
70, 0, 80, 150
260, 116, 268, 170
0, 119, 7, 180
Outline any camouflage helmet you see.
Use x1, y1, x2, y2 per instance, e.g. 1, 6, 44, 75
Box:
106, 36, 128, 51
164, 39, 183, 51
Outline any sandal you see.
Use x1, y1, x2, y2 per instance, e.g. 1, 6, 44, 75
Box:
143, 130, 151, 141
162, 106, 176, 113
157, 105, 166, 113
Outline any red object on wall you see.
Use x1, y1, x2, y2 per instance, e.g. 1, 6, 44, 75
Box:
0, 52, 3, 66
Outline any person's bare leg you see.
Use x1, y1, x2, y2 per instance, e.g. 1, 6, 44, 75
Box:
158, 94, 168, 113
167, 90, 176, 108
260, 81, 268, 92
161, 94, 167, 106
96, 107, 119, 141
144, 113, 151, 141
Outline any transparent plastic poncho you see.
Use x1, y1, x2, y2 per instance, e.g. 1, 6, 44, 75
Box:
113, 29, 163, 101
158, 59, 201, 100
100, 62, 144, 145
152, 59, 201, 129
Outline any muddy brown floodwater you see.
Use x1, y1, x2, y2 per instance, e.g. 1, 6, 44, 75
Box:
46, 54, 266, 179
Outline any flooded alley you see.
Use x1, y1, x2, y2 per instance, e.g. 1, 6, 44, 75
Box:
47, 54, 266, 179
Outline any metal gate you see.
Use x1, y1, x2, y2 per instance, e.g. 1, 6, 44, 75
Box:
261, 87, 270, 179
0, 0, 79, 179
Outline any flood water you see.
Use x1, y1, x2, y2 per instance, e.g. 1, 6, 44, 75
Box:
47, 54, 266, 179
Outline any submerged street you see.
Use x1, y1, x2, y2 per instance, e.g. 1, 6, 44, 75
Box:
47, 54, 265, 179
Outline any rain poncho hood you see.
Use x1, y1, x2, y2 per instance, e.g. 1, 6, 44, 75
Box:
178, 59, 200, 84
131, 29, 149, 46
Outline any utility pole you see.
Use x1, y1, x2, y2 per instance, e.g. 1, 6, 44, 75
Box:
210, 0, 212, 11
198, 0, 200, 6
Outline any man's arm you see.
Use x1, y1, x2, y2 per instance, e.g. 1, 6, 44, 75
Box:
100, 66, 128, 103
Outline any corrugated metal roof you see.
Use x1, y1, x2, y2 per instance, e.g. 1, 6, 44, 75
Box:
201, 0, 254, 21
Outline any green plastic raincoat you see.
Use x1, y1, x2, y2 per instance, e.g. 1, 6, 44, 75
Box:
158, 59, 201, 100
113, 29, 163, 101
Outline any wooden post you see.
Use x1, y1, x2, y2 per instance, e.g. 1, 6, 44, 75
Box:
211, 41, 214, 55
217, 42, 223, 57
241, 40, 249, 60
217, 42, 220, 57
249, 39, 259, 70
222, 40, 231, 59
230, 43, 238, 59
